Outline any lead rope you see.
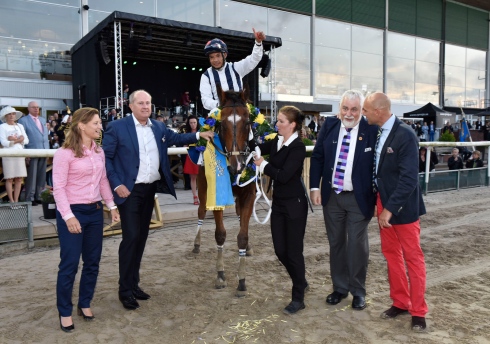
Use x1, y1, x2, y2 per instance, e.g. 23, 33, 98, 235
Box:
235, 147, 272, 224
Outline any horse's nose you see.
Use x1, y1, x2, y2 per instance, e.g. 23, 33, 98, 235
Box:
227, 165, 237, 177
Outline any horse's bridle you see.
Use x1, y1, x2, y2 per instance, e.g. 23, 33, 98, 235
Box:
213, 102, 251, 158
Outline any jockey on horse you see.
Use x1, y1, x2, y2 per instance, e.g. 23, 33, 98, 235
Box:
199, 28, 266, 112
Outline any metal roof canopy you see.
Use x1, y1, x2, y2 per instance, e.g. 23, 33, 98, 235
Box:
71, 11, 282, 64
70, 11, 282, 114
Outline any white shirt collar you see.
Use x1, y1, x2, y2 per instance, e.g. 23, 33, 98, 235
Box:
132, 114, 152, 127
277, 131, 299, 148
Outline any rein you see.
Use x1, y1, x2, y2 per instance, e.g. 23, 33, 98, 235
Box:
235, 148, 272, 224
218, 102, 251, 158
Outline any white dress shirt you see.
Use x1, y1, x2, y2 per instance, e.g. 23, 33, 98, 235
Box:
132, 115, 161, 184
330, 122, 359, 191
375, 114, 396, 174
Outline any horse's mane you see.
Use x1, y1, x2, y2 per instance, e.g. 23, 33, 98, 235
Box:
220, 90, 247, 108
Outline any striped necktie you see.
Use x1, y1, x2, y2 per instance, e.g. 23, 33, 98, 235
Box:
333, 128, 352, 193
373, 128, 383, 193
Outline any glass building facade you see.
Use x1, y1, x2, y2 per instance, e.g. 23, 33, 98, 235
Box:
0, 0, 489, 115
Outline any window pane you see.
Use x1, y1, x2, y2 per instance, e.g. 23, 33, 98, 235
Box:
445, 65, 465, 87
315, 19, 350, 49
276, 41, 310, 70
0, 37, 72, 80
387, 57, 414, 82
387, 32, 415, 59
88, 11, 111, 32
159, 0, 214, 26
219, 0, 267, 31
315, 46, 350, 74
465, 69, 485, 90
268, 8, 310, 43
464, 88, 485, 108
466, 48, 486, 70
315, 73, 350, 98
88, 0, 155, 16
351, 76, 383, 96
352, 25, 383, 54
416, 61, 439, 85
41, 0, 79, 5
415, 83, 440, 105
276, 68, 310, 96
352, 52, 382, 78
0, 1, 80, 44
387, 80, 414, 103
444, 86, 464, 106
415, 38, 439, 63
445, 44, 465, 67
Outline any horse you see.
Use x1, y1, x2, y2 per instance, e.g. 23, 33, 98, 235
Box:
193, 90, 256, 297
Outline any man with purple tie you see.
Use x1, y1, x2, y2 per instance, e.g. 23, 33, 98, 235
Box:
310, 90, 378, 311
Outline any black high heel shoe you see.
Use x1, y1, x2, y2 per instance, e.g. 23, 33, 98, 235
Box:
77, 307, 95, 321
59, 315, 75, 333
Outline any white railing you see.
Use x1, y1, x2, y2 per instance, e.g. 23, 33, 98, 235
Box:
417, 141, 490, 194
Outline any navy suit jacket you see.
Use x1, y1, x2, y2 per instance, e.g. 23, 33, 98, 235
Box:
376, 117, 426, 224
103, 115, 197, 205
310, 116, 377, 219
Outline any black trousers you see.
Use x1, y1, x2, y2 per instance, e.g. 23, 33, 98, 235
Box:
270, 195, 308, 302
117, 182, 157, 297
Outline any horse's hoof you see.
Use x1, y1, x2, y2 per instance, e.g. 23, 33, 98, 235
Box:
215, 278, 227, 289
246, 248, 254, 257
192, 245, 200, 254
235, 289, 247, 298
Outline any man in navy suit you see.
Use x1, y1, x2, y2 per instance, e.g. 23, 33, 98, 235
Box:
310, 90, 377, 311
104, 90, 213, 310
363, 92, 428, 332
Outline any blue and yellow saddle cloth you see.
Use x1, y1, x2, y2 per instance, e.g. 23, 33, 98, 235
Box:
203, 134, 235, 210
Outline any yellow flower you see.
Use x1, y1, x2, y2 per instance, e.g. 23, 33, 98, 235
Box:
265, 133, 277, 141
211, 109, 221, 121
203, 124, 211, 130
254, 113, 265, 124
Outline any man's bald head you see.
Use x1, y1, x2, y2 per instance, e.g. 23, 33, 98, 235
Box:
362, 92, 392, 126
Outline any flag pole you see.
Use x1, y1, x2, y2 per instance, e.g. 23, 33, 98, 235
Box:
460, 106, 476, 151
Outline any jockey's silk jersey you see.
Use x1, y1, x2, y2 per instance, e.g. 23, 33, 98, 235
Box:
199, 42, 263, 111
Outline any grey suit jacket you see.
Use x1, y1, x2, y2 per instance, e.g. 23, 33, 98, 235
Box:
18, 115, 49, 149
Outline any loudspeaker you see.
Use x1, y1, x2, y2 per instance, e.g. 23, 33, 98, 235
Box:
260, 58, 271, 78
258, 54, 271, 78
96, 41, 111, 65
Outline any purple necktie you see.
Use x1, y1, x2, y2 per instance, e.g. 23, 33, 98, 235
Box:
333, 128, 352, 193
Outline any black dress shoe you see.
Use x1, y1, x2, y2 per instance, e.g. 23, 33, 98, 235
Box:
133, 287, 151, 300
380, 305, 409, 319
77, 306, 95, 321
352, 296, 366, 310
119, 295, 140, 310
326, 291, 348, 305
59, 315, 74, 333
32, 201, 39, 206
412, 316, 427, 332
283, 301, 305, 315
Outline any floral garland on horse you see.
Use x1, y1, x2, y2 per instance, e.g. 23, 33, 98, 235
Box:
195, 104, 276, 184
195, 104, 314, 184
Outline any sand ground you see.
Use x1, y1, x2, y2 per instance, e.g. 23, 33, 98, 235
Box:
1, 187, 490, 343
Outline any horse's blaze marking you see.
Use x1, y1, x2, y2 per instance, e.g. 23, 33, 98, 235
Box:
226, 114, 241, 123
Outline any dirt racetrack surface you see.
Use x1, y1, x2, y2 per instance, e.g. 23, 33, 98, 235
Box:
1, 187, 490, 343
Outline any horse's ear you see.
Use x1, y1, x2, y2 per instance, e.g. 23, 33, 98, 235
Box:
217, 84, 225, 106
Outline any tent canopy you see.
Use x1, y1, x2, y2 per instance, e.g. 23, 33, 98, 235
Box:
403, 102, 450, 117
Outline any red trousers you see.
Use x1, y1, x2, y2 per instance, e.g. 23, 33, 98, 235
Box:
376, 194, 428, 317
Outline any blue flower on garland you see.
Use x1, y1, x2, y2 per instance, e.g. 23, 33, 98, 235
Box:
205, 117, 216, 127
